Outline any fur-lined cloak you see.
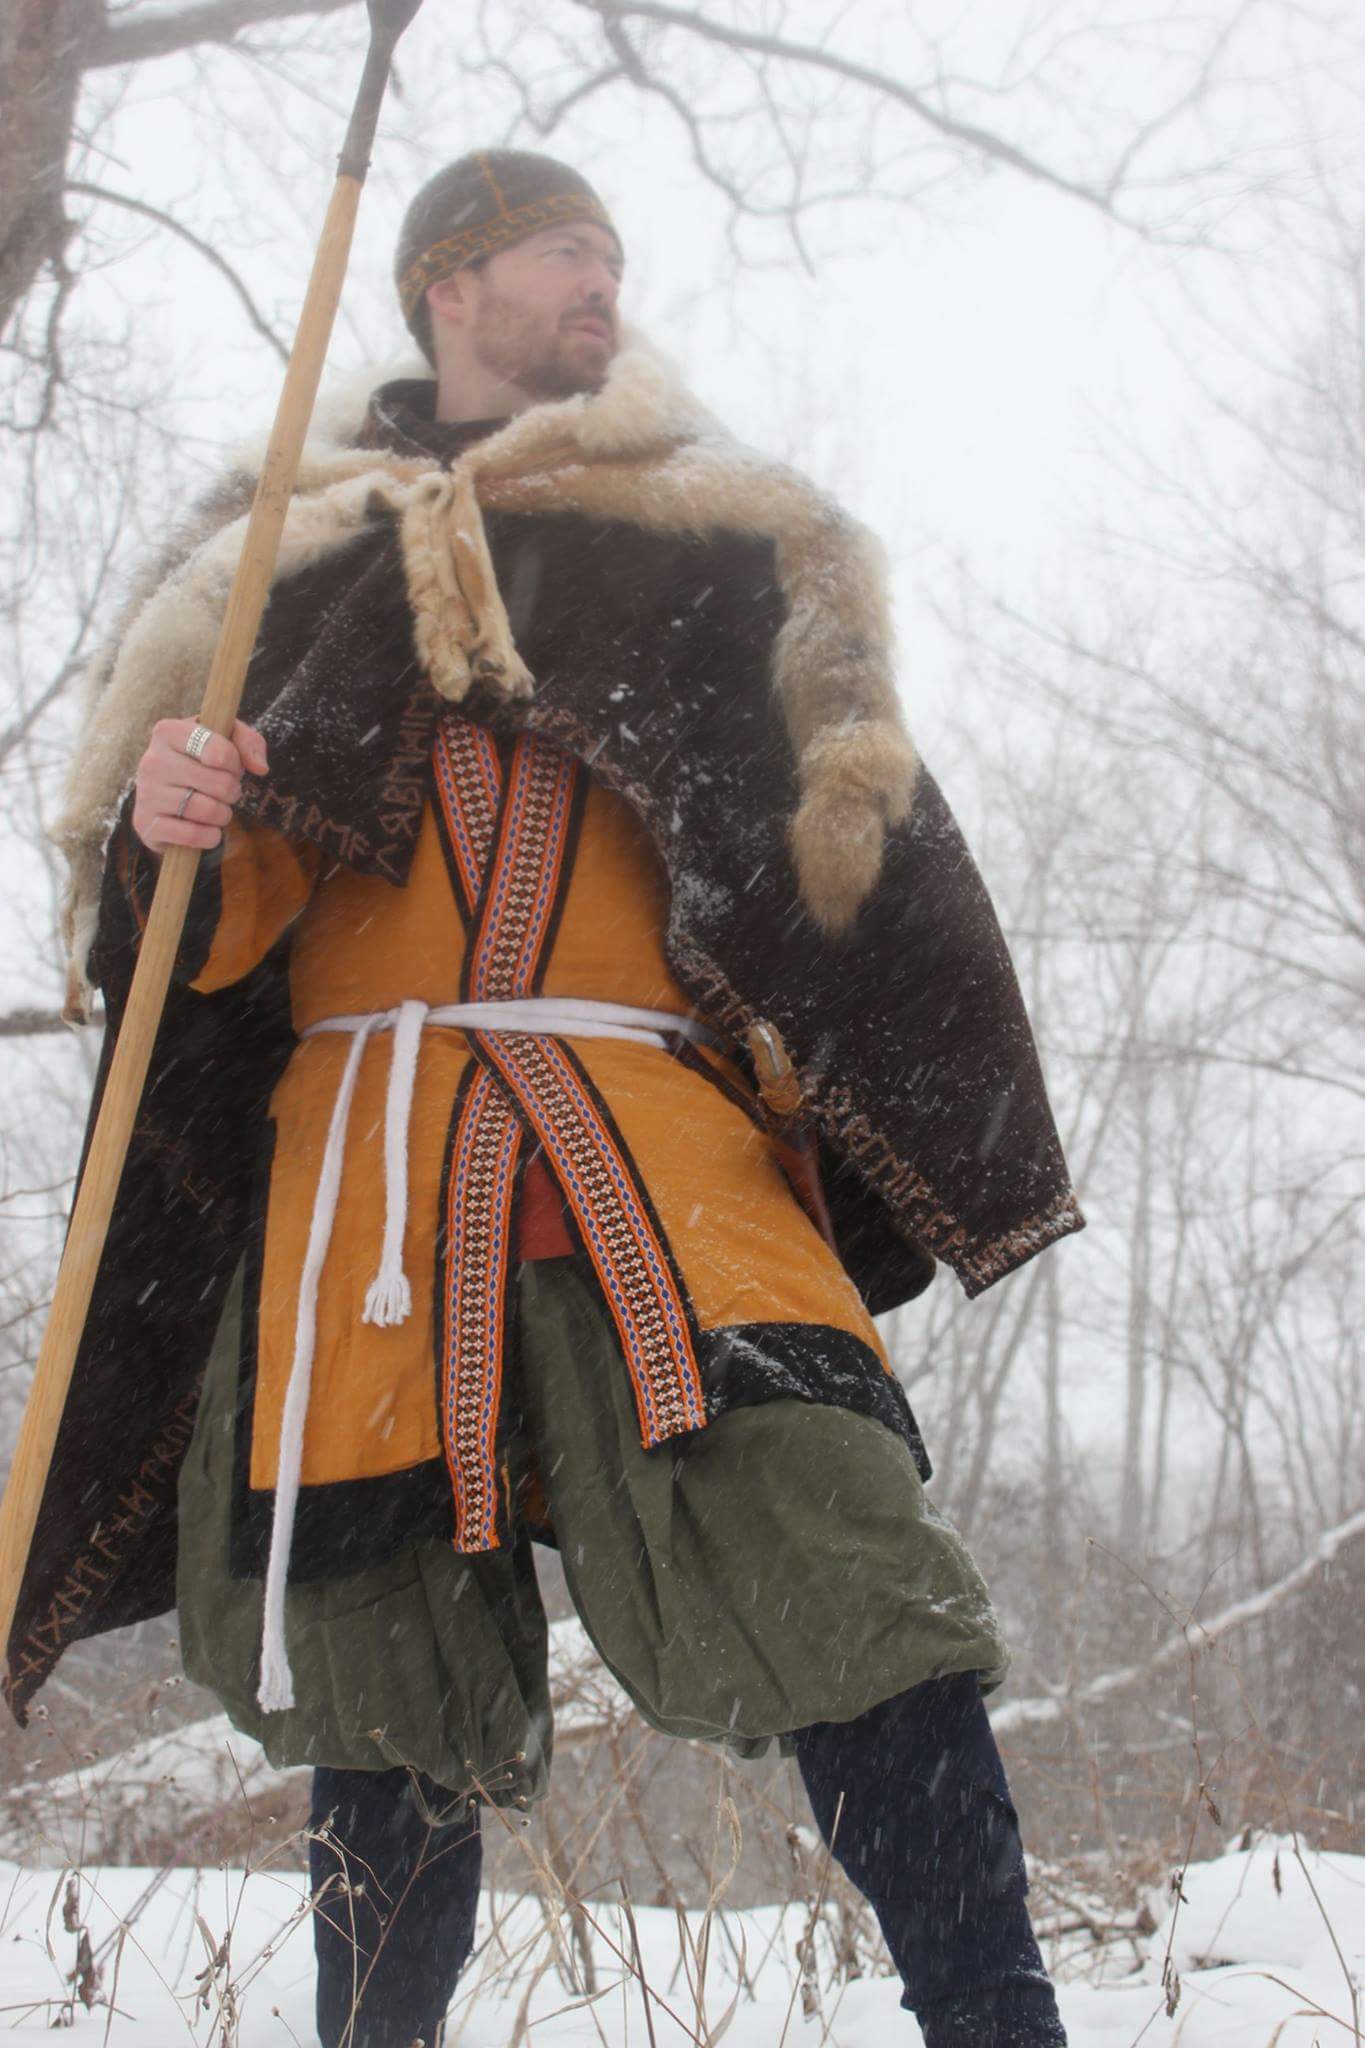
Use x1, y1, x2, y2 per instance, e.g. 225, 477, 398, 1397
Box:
5, 343, 1082, 1721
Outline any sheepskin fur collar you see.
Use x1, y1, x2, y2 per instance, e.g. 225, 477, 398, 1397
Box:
56, 336, 916, 1015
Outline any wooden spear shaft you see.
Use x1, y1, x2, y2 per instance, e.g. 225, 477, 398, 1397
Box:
0, 0, 424, 1670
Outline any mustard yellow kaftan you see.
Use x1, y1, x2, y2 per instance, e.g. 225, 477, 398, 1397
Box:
193, 714, 901, 1543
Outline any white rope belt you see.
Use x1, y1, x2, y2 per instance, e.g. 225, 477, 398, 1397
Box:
257, 996, 720, 1712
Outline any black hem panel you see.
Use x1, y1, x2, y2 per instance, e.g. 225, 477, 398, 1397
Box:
229, 1304, 932, 1585
697, 1321, 933, 1484
233, 1460, 456, 1582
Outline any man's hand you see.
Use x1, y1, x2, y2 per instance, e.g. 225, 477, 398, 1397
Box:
131, 718, 269, 854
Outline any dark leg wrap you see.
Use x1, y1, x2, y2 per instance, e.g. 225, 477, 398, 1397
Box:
793, 1673, 1068, 2047
309, 1764, 482, 2048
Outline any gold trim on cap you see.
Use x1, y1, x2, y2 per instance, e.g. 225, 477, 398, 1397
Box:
400, 194, 615, 318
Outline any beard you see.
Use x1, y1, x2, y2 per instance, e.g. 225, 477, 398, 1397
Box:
471, 288, 614, 400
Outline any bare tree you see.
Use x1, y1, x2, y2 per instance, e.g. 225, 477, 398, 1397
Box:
926, 206, 1365, 1597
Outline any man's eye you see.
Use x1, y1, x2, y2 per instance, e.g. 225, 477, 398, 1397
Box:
540, 242, 621, 279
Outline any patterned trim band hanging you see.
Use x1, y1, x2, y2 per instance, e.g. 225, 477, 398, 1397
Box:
432, 717, 708, 1545
433, 712, 501, 916
477, 1030, 705, 1444
466, 734, 578, 1003
437, 1066, 522, 1550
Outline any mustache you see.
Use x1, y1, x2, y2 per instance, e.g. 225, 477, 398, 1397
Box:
561, 308, 615, 333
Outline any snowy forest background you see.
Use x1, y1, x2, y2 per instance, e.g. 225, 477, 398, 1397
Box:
0, 0, 1362, 2040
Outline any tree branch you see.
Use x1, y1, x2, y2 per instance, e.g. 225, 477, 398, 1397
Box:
0, 659, 83, 768
597, 11, 818, 270
991, 1507, 1365, 1736
574, 0, 1128, 229
86, 0, 359, 71
66, 180, 289, 361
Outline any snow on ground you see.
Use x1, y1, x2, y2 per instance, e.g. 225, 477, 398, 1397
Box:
1, 1837, 1360, 2044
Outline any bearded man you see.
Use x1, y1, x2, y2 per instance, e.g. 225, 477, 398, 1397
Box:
12, 152, 1082, 2048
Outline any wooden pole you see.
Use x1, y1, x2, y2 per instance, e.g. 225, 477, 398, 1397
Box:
0, 0, 424, 1673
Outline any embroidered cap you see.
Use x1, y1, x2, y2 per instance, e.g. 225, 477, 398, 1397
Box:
396, 150, 621, 362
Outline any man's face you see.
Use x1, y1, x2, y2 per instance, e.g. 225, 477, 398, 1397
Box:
459, 222, 623, 400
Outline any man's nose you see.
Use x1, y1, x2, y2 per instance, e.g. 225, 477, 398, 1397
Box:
582, 261, 621, 307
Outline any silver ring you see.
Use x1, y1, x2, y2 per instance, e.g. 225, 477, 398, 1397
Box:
175, 788, 193, 819
185, 723, 214, 762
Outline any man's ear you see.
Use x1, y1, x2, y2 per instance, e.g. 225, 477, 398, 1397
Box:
427, 271, 474, 334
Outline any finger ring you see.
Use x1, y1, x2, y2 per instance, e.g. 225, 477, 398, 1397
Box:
175, 788, 193, 819
185, 723, 215, 761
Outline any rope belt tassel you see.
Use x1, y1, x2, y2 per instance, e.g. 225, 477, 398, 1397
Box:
362, 998, 427, 1327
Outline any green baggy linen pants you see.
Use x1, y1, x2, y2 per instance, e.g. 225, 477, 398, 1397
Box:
178, 1254, 1008, 1809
